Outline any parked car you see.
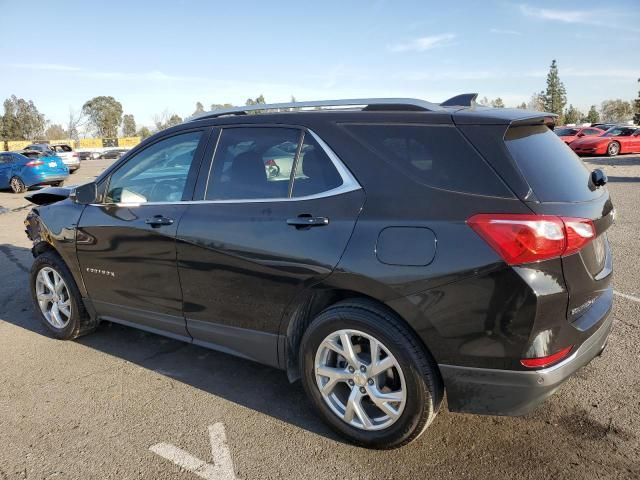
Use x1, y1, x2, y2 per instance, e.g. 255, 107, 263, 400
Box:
554, 126, 604, 144
570, 126, 640, 156
50, 144, 81, 173
0, 151, 68, 193
24, 97, 613, 449
24, 143, 80, 173
98, 148, 128, 160
77, 151, 101, 161
591, 123, 617, 132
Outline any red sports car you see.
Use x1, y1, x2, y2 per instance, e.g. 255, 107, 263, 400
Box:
554, 126, 604, 144
570, 126, 640, 156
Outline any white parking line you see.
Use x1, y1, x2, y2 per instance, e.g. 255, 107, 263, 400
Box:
150, 423, 237, 480
614, 290, 640, 303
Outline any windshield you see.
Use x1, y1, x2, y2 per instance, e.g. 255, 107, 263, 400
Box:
555, 128, 578, 136
603, 127, 635, 137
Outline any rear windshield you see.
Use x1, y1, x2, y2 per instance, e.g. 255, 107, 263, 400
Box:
342, 124, 511, 197
505, 126, 601, 202
52, 145, 72, 152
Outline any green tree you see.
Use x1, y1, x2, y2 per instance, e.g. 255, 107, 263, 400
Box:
600, 99, 633, 123
245, 94, 266, 114
211, 103, 233, 110
137, 126, 152, 139
541, 60, 567, 120
45, 124, 67, 140
153, 110, 183, 131
478, 96, 490, 106
0, 95, 46, 140
517, 102, 527, 109
527, 92, 545, 111
193, 102, 205, 116
82, 96, 123, 138
122, 114, 137, 137
563, 105, 582, 125
633, 78, 640, 125
585, 105, 600, 124
490, 97, 505, 108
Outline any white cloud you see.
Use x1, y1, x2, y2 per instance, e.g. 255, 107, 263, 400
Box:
8, 63, 204, 82
489, 28, 521, 35
519, 4, 640, 32
9, 63, 82, 72
388, 33, 456, 53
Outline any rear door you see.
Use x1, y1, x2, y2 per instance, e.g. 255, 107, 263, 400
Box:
176, 126, 365, 366
503, 125, 614, 327
76, 128, 209, 339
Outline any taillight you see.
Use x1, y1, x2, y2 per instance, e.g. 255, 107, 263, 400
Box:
467, 213, 595, 265
521, 345, 573, 368
25, 160, 44, 167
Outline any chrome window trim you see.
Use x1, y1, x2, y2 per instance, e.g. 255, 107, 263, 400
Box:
93, 128, 361, 207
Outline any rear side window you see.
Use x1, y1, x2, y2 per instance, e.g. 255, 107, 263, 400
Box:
342, 124, 510, 196
206, 127, 300, 200
291, 134, 342, 197
505, 126, 600, 202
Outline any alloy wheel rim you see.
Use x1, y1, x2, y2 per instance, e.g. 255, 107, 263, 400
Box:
11, 178, 21, 191
609, 143, 619, 155
314, 329, 406, 431
35, 267, 71, 328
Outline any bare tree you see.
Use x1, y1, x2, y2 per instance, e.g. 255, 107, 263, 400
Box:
67, 108, 87, 140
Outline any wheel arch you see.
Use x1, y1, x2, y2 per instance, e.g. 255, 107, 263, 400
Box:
280, 286, 440, 385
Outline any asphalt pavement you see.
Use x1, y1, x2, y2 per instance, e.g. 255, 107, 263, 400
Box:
0, 156, 638, 479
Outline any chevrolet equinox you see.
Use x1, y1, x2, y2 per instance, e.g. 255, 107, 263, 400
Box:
24, 95, 614, 449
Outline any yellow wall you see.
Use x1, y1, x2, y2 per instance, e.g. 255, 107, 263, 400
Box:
7, 140, 31, 151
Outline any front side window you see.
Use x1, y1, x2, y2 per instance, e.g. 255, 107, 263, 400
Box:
105, 131, 202, 204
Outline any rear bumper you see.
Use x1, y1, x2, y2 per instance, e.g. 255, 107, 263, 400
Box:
29, 175, 68, 186
440, 308, 613, 416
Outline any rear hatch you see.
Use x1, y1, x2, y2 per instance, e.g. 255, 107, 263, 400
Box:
503, 124, 614, 328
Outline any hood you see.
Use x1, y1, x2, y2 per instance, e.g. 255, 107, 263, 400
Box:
25, 185, 74, 205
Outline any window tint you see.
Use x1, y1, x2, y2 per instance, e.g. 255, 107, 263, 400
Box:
291, 134, 342, 197
206, 127, 300, 200
604, 127, 634, 137
555, 128, 578, 136
342, 124, 510, 196
584, 129, 602, 135
106, 131, 201, 204
505, 126, 600, 203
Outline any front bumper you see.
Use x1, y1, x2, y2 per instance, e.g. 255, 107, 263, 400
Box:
439, 311, 613, 416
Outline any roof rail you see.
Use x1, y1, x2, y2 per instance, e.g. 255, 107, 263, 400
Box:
440, 93, 478, 107
188, 98, 445, 121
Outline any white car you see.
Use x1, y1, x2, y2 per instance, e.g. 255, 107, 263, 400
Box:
50, 144, 81, 173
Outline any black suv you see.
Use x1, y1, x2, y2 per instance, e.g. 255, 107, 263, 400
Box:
24, 96, 614, 449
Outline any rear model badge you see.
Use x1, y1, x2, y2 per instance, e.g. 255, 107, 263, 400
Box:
86, 267, 116, 278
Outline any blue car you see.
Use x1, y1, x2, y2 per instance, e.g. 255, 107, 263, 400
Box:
0, 151, 69, 193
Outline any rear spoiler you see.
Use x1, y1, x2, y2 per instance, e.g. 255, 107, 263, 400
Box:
440, 93, 478, 107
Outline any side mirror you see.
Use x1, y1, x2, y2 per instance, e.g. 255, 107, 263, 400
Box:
591, 169, 607, 187
71, 182, 97, 204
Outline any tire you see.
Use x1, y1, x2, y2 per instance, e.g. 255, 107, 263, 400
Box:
607, 141, 620, 157
299, 298, 443, 449
69, 169, 77, 174
30, 251, 96, 340
10, 176, 26, 193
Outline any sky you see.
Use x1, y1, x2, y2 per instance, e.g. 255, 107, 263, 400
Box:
1, 0, 639, 129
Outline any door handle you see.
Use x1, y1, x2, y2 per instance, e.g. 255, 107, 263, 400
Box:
286, 215, 329, 229
145, 215, 174, 227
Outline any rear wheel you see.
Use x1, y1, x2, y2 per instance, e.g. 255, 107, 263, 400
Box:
607, 141, 620, 157
30, 251, 96, 340
300, 299, 442, 449
10, 176, 26, 193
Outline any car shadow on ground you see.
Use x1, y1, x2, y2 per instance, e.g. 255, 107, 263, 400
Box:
0, 244, 341, 443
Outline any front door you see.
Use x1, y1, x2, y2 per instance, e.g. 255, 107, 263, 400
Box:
177, 126, 365, 366
76, 129, 207, 339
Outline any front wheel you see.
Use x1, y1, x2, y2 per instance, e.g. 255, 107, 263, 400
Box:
30, 251, 96, 340
10, 176, 26, 193
300, 299, 443, 449
607, 141, 620, 157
